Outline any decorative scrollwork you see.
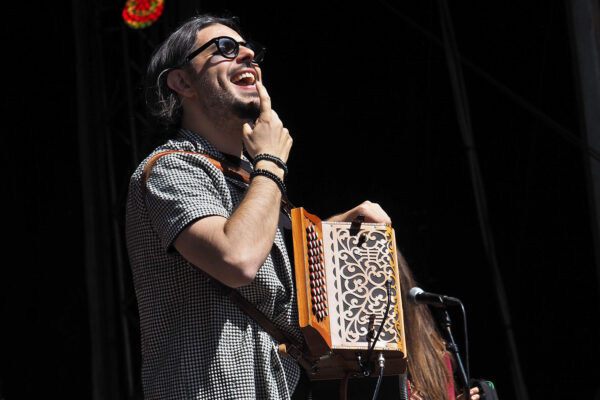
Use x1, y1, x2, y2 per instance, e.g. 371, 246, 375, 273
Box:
326, 224, 402, 349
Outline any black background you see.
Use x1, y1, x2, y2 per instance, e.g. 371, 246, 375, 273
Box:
1, 1, 598, 399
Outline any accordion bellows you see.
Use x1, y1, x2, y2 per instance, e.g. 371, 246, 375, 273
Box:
291, 207, 407, 380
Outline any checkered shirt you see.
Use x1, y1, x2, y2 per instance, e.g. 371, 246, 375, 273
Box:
125, 129, 303, 399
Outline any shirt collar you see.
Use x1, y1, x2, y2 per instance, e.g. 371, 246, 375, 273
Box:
178, 128, 251, 172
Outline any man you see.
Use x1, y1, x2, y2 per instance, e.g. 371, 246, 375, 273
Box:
126, 14, 391, 399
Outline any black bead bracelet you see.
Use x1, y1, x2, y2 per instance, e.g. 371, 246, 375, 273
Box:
252, 154, 288, 177
250, 169, 287, 195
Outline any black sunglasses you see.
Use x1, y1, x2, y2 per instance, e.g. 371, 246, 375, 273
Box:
185, 36, 266, 64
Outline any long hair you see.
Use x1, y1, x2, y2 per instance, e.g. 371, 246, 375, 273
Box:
397, 252, 454, 400
144, 14, 243, 136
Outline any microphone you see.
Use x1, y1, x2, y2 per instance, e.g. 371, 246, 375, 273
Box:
408, 287, 461, 308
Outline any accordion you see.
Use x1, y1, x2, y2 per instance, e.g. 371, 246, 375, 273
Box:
290, 207, 407, 380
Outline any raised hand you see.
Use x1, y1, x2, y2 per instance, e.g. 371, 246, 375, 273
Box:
242, 81, 293, 168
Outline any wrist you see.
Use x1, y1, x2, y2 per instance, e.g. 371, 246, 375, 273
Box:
250, 169, 287, 196
252, 154, 288, 179
254, 159, 286, 180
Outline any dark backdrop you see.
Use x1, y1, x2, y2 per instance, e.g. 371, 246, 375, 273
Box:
1, 1, 598, 399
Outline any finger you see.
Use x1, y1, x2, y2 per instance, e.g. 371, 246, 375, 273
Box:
361, 201, 391, 224
256, 80, 271, 114
242, 122, 253, 137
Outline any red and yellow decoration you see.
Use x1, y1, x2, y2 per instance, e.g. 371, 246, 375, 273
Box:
122, 0, 164, 29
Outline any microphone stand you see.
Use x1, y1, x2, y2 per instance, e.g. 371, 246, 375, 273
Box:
435, 303, 469, 400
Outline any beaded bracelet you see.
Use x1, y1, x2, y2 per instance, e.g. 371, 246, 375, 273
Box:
252, 154, 288, 177
250, 169, 287, 195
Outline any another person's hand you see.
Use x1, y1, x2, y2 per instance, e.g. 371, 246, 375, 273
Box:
326, 200, 391, 225
457, 386, 480, 400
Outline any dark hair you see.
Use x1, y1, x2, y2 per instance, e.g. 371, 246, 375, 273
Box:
144, 14, 243, 134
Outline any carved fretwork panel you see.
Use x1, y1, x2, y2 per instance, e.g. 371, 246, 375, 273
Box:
322, 223, 404, 351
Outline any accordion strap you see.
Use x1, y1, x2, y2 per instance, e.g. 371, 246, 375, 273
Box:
141, 149, 311, 369
210, 279, 314, 371
142, 150, 251, 186
142, 149, 294, 212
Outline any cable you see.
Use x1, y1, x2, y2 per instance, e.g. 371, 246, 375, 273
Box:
363, 280, 393, 374
459, 300, 470, 382
371, 353, 386, 400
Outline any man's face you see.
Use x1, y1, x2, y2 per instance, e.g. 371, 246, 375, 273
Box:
187, 24, 262, 121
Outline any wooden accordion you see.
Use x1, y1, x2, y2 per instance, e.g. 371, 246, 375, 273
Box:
290, 207, 407, 380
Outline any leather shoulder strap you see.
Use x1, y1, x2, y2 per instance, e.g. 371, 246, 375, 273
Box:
142, 150, 250, 187
140, 149, 307, 364
142, 149, 294, 212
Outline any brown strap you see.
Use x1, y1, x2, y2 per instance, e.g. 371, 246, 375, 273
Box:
141, 149, 308, 364
212, 272, 314, 371
142, 150, 251, 186
142, 150, 294, 212
212, 279, 301, 347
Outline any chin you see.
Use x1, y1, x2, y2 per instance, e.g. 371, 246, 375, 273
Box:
232, 100, 260, 121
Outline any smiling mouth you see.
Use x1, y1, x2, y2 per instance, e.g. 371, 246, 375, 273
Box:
231, 71, 256, 86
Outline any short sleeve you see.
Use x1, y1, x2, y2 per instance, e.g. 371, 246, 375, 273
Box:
144, 152, 232, 251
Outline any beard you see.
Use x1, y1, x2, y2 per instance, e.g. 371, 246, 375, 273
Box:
195, 72, 261, 123
231, 99, 260, 121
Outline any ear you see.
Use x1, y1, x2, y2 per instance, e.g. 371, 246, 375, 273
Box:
166, 69, 196, 98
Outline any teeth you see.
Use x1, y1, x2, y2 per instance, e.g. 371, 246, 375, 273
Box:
233, 72, 256, 85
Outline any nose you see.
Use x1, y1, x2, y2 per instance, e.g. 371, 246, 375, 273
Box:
236, 44, 256, 64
